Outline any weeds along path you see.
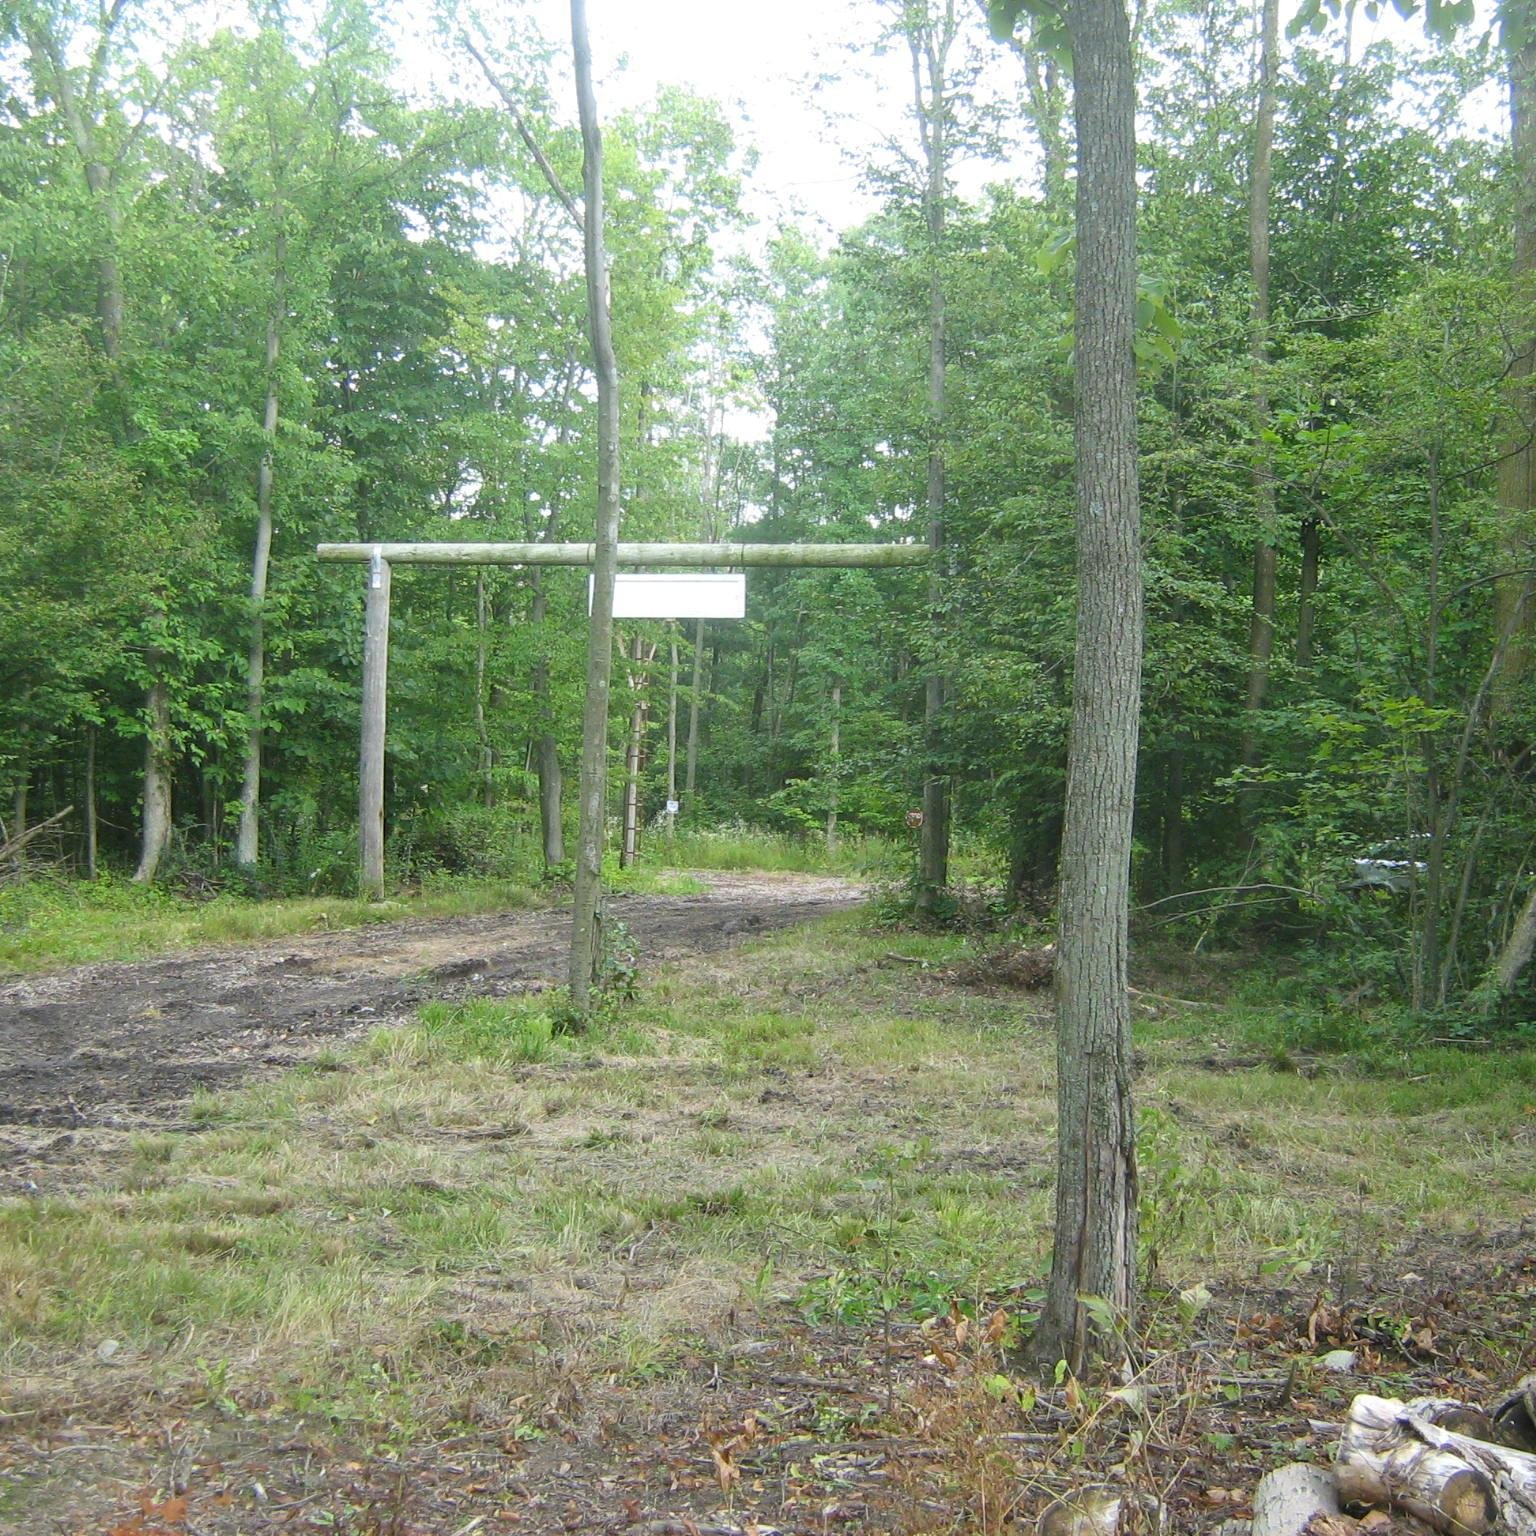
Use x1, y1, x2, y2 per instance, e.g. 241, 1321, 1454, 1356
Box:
0, 872, 859, 1168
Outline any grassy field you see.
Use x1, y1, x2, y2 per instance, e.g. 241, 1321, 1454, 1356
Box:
0, 864, 717, 976
2, 899, 1533, 1530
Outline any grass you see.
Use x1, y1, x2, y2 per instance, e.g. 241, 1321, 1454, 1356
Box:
3, 909, 1534, 1458
645, 824, 903, 876
0, 872, 545, 976
0, 822, 857, 975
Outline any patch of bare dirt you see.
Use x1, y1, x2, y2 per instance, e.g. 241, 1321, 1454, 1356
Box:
0, 873, 859, 1184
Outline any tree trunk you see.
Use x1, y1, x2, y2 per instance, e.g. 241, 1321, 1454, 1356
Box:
684, 616, 705, 804
908, 2, 956, 918
529, 573, 565, 869
621, 635, 649, 869
1163, 743, 1185, 891
1239, 0, 1282, 789
1023, 48, 1070, 202
1296, 517, 1321, 667
567, 0, 623, 1008
1035, 0, 1144, 1372
85, 726, 98, 879
237, 233, 285, 867
133, 674, 174, 884
827, 681, 842, 854
1494, 18, 1536, 717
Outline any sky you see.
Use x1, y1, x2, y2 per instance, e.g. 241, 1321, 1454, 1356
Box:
406, 0, 1506, 248
424, 0, 1031, 238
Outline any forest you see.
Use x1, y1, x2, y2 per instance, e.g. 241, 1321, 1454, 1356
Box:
1, 0, 1532, 1014
5, 2, 1536, 1532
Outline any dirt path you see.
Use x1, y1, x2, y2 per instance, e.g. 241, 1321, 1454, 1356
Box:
0, 873, 858, 1173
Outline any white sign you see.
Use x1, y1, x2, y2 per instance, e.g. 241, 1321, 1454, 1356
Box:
590, 572, 746, 620
666, 799, 680, 815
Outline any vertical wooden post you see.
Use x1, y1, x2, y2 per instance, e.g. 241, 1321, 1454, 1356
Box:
360, 547, 392, 900
665, 630, 679, 840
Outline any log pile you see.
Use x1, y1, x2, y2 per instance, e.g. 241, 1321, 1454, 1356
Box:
1036, 1378, 1536, 1536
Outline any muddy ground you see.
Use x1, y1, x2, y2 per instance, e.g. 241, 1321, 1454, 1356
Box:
0, 873, 859, 1189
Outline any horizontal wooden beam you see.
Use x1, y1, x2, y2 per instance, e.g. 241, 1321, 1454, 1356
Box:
316, 540, 929, 570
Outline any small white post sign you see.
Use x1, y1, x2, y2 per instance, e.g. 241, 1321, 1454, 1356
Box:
590, 572, 746, 620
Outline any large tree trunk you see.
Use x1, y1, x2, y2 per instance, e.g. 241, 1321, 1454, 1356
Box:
1239, 0, 1282, 792
567, 0, 622, 1008
237, 233, 285, 867
1494, 19, 1536, 718
1035, 0, 1144, 1372
133, 673, 173, 883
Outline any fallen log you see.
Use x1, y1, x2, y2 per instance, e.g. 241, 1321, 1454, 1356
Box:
1251, 1463, 1340, 1536
0, 805, 73, 867
1335, 1395, 1535, 1536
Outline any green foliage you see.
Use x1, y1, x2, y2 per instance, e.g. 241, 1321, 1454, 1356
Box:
0, 0, 1525, 1030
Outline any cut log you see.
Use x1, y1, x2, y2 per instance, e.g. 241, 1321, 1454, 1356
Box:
1494, 1375, 1536, 1453
1037, 1487, 1163, 1536
1251, 1463, 1341, 1536
1335, 1395, 1532, 1536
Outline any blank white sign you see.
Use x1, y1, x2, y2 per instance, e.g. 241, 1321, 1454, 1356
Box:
591, 572, 746, 620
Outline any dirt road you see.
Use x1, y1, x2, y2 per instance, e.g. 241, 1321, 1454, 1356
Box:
0, 873, 858, 1169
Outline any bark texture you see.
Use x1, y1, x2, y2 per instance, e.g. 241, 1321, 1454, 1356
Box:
237, 231, 285, 866
567, 0, 623, 1007
1494, 16, 1536, 715
1240, 0, 1281, 785
132, 674, 173, 884
1035, 0, 1144, 1371
909, 0, 955, 915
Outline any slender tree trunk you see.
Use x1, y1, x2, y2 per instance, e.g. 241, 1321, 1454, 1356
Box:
84, 727, 98, 879
528, 574, 565, 869
134, 672, 174, 883
1494, 17, 1536, 716
11, 777, 27, 871
1295, 517, 1321, 667
1239, 0, 1282, 790
909, 2, 955, 917
1023, 48, 1070, 201
1164, 744, 1185, 891
568, 0, 623, 1007
827, 681, 842, 854
684, 616, 705, 804
621, 635, 648, 869
1035, 0, 1144, 1372
237, 233, 285, 867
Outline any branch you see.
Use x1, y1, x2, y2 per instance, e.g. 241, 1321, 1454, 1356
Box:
459, 30, 584, 234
